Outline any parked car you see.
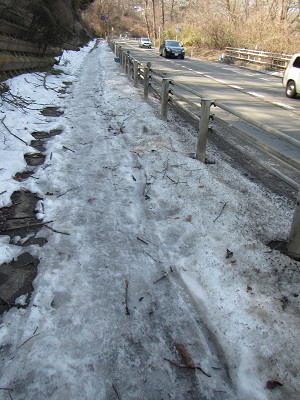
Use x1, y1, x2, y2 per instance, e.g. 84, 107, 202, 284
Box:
139, 37, 152, 48
159, 40, 185, 59
283, 53, 300, 98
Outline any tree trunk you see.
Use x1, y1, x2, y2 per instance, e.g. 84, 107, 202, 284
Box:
151, 0, 157, 39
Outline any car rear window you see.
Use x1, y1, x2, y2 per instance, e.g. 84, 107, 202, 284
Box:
293, 57, 300, 68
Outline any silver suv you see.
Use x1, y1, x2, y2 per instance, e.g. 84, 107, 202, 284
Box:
139, 37, 152, 48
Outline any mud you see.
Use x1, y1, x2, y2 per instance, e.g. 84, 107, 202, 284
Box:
0, 252, 39, 314
0, 127, 63, 315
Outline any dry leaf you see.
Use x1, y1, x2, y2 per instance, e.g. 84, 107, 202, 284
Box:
186, 215, 192, 222
226, 249, 233, 258
175, 343, 195, 368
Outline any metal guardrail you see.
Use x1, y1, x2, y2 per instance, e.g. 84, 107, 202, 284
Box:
109, 40, 300, 260
110, 40, 300, 188
223, 47, 292, 71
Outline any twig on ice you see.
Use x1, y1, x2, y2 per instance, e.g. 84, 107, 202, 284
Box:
112, 383, 121, 399
63, 145, 75, 153
1, 116, 27, 145
44, 224, 70, 235
164, 343, 211, 377
137, 236, 148, 245
213, 202, 227, 223
18, 332, 40, 349
2, 220, 54, 232
164, 357, 211, 377
57, 187, 77, 198
153, 274, 166, 284
0, 387, 14, 400
124, 279, 130, 315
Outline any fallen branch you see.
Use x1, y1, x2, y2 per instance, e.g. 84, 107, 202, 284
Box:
1, 220, 53, 232
1, 116, 27, 145
163, 159, 169, 178
57, 188, 76, 198
124, 279, 130, 315
144, 251, 158, 263
0, 387, 14, 400
63, 145, 75, 153
214, 202, 227, 223
18, 332, 40, 349
137, 236, 148, 245
164, 343, 211, 377
112, 383, 121, 399
153, 275, 166, 284
44, 224, 70, 235
164, 357, 211, 377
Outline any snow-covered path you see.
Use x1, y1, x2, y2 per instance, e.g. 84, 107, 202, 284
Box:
0, 40, 299, 400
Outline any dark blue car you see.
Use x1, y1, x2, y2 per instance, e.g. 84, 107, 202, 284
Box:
159, 40, 185, 59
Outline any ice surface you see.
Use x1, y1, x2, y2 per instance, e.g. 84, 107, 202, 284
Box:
0, 39, 299, 400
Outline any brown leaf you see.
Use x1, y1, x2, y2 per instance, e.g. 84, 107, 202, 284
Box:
247, 285, 253, 292
175, 343, 195, 368
186, 215, 192, 222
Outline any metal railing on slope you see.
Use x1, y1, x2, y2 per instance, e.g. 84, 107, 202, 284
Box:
109, 40, 300, 259
222, 47, 292, 71
110, 40, 300, 187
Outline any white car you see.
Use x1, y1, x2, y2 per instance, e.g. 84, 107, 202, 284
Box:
139, 37, 152, 48
283, 53, 300, 98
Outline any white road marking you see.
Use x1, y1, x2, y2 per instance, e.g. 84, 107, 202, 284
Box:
247, 92, 265, 98
273, 102, 295, 109
230, 85, 243, 90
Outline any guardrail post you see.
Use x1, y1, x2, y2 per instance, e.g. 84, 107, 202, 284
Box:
125, 51, 130, 74
122, 50, 126, 69
143, 66, 150, 99
133, 60, 139, 87
196, 99, 212, 162
286, 190, 300, 260
161, 78, 170, 121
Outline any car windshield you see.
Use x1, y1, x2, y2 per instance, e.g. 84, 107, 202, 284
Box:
141, 38, 150, 42
166, 40, 180, 46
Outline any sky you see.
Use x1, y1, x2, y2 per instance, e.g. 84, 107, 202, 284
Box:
0, 39, 299, 400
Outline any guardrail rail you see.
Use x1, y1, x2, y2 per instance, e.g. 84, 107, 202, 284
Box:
222, 47, 292, 71
109, 39, 300, 260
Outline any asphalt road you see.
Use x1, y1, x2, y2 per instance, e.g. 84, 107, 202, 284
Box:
114, 40, 300, 173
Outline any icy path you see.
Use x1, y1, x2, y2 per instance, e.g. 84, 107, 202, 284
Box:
0, 44, 235, 399
1, 41, 299, 400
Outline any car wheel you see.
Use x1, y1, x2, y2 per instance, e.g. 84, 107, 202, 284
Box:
163, 50, 168, 58
286, 81, 297, 98
181, 55, 185, 59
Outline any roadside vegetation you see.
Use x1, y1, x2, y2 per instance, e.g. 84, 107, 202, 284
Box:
82, 0, 300, 55
2, 0, 298, 55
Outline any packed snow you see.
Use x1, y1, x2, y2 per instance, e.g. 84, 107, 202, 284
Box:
0, 39, 299, 400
